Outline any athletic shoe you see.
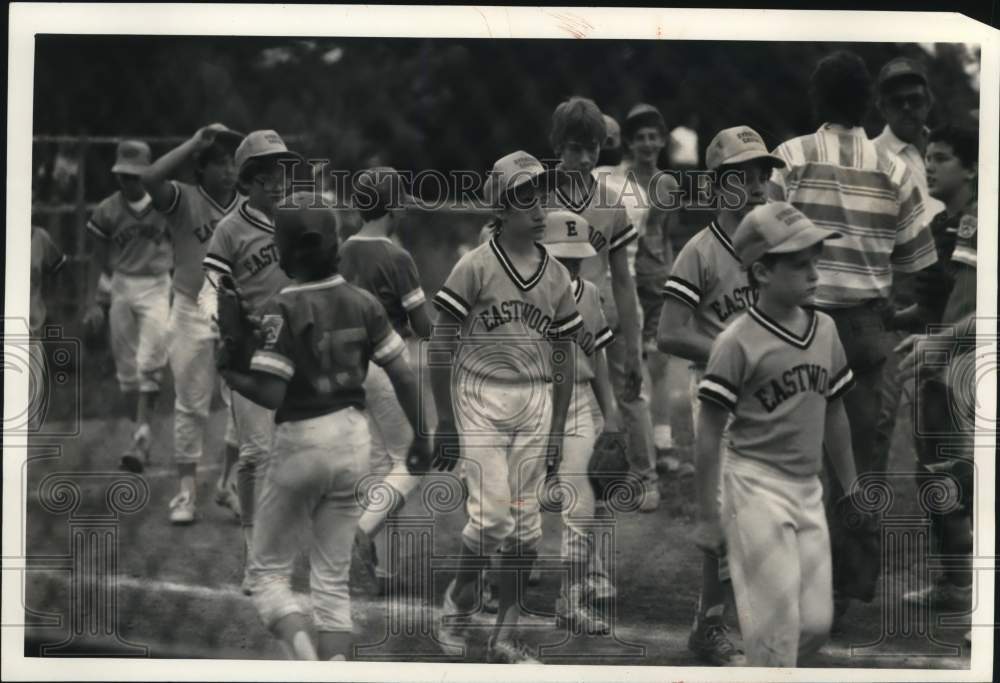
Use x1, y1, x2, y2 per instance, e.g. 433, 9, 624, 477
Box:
639, 480, 661, 513
654, 424, 675, 451
903, 581, 972, 611
328, 654, 346, 661
214, 480, 242, 522
168, 491, 196, 525
120, 423, 151, 473
438, 579, 474, 653
486, 637, 540, 664
585, 573, 617, 604
556, 585, 610, 635
688, 616, 746, 666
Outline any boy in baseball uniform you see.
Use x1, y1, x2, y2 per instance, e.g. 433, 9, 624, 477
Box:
202, 130, 300, 557
338, 166, 433, 591
694, 202, 858, 667
544, 97, 658, 512
430, 151, 582, 664
658, 126, 784, 666
83, 140, 172, 470
541, 209, 620, 635
221, 192, 431, 660
141, 124, 244, 522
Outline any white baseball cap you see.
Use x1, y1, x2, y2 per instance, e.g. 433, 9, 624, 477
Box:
542, 210, 597, 259
234, 130, 303, 175
734, 202, 841, 267
483, 151, 562, 208
706, 126, 785, 171
111, 140, 152, 176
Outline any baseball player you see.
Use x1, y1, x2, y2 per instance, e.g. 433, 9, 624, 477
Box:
544, 96, 658, 511
141, 124, 244, 523
221, 191, 431, 660
82, 141, 172, 470
29, 224, 67, 432
658, 126, 784, 666
694, 202, 858, 667
430, 151, 582, 664
541, 209, 620, 635
338, 167, 433, 591
202, 130, 301, 563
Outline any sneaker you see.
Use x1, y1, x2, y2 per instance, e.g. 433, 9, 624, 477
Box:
584, 573, 617, 604
168, 491, 196, 525
328, 654, 346, 661
688, 616, 746, 666
438, 579, 474, 652
120, 424, 152, 473
654, 424, 675, 451
486, 637, 540, 664
556, 586, 610, 635
214, 480, 242, 522
902, 581, 972, 611
639, 480, 661, 513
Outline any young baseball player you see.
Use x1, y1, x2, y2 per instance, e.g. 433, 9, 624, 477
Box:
141, 124, 244, 523
541, 209, 620, 635
221, 191, 431, 660
202, 130, 301, 560
694, 202, 858, 667
658, 125, 784, 666
82, 141, 172, 470
545, 97, 658, 511
338, 167, 433, 591
430, 151, 582, 664
29, 224, 67, 432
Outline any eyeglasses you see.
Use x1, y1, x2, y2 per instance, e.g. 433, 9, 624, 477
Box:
886, 93, 928, 110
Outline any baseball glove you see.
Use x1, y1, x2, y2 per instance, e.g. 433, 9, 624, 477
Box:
830, 490, 882, 603
215, 275, 259, 372
588, 431, 641, 512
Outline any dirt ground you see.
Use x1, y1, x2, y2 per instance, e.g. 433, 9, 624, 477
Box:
20, 354, 972, 669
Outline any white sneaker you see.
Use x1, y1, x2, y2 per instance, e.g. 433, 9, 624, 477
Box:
168, 491, 196, 525
639, 480, 661, 513
654, 424, 675, 451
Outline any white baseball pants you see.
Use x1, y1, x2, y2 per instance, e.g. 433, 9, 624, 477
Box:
110, 272, 170, 393
168, 290, 218, 465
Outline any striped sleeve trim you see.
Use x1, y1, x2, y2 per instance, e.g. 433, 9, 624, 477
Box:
203, 252, 233, 275
828, 367, 855, 400
250, 350, 295, 380
609, 223, 639, 252
163, 181, 181, 215
86, 219, 109, 239
594, 326, 614, 351
373, 330, 407, 366
401, 287, 426, 311
951, 246, 977, 269
662, 276, 701, 308
550, 312, 585, 339
697, 373, 738, 410
432, 287, 470, 321
49, 254, 68, 275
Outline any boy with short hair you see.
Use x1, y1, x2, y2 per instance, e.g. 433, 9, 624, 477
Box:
694, 202, 858, 667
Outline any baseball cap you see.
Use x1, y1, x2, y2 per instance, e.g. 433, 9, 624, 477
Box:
542, 210, 598, 259
353, 166, 413, 212
234, 130, 303, 175
877, 57, 928, 91
111, 140, 152, 176
483, 151, 562, 208
733, 202, 841, 267
274, 191, 339, 250
602, 115, 621, 150
706, 126, 786, 171
622, 103, 666, 140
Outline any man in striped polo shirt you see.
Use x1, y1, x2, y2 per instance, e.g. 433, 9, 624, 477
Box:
768, 50, 939, 619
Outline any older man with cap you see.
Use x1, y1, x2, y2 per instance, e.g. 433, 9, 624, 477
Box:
83, 139, 173, 472
769, 50, 939, 621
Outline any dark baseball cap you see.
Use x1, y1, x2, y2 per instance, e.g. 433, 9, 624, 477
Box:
623, 103, 666, 140
877, 57, 928, 91
353, 166, 413, 212
274, 191, 339, 250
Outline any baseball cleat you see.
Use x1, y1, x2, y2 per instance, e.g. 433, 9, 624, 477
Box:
639, 480, 661, 512
902, 581, 972, 611
168, 491, 196, 525
688, 616, 745, 666
120, 423, 152, 473
654, 424, 675, 451
556, 585, 610, 635
214, 480, 242, 521
486, 636, 540, 664
585, 573, 617, 604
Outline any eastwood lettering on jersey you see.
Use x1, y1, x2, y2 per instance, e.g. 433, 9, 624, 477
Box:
753, 363, 829, 413
194, 219, 219, 244
709, 286, 758, 323
242, 243, 281, 276
477, 300, 555, 336
112, 223, 167, 248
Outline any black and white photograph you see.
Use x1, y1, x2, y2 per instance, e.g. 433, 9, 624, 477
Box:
4, 4, 997, 681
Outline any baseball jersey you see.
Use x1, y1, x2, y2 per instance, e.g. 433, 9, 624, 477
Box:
338, 234, 426, 337
30, 226, 67, 337
698, 307, 855, 477
432, 237, 584, 384
161, 180, 241, 300
250, 274, 407, 423
942, 210, 976, 326
202, 201, 292, 313
546, 175, 638, 329
770, 123, 937, 307
86, 192, 172, 276
663, 219, 757, 354
595, 164, 643, 279
570, 277, 614, 383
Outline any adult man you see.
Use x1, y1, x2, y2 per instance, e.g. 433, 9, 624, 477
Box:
769, 51, 939, 618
